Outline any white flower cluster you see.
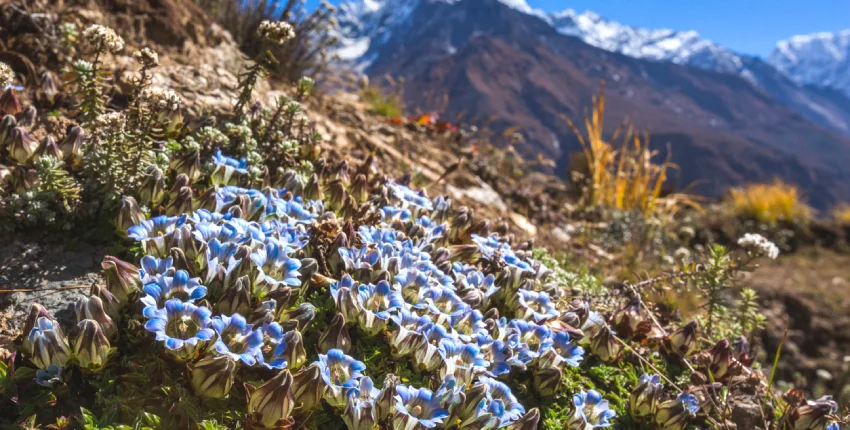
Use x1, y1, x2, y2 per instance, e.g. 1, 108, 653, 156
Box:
94, 112, 126, 133
140, 88, 181, 111
257, 20, 296, 45
738, 233, 779, 259
133, 47, 159, 68
0, 62, 14, 89
82, 24, 124, 53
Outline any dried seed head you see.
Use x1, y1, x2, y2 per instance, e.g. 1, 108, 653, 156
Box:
82, 24, 124, 53
257, 20, 296, 45
132, 47, 159, 68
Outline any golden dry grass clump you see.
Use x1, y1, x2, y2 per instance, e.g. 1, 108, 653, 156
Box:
566, 87, 699, 219
727, 179, 812, 224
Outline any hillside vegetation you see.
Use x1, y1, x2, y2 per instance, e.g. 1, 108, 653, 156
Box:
0, 1, 847, 430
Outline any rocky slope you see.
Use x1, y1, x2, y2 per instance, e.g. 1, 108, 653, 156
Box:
769, 30, 850, 98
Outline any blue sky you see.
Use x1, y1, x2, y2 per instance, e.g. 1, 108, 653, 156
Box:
315, 0, 850, 56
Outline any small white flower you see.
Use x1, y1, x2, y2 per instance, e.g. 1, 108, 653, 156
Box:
257, 20, 296, 45
140, 88, 181, 111
133, 47, 159, 68
94, 112, 126, 133
82, 24, 124, 53
0, 62, 14, 89
738, 233, 779, 259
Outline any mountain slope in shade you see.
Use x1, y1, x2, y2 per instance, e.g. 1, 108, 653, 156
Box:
769, 30, 850, 97
356, 0, 850, 208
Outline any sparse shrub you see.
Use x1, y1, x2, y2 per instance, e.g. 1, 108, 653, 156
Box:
727, 179, 812, 225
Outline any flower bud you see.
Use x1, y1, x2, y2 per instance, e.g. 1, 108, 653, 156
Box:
589, 324, 620, 363
666, 321, 699, 357
33, 136, 63, 161
8, 127, 37, 164
0, 114, 16, 145
10, 165, 38, 193
654, 393, 699, 430
0, 87, 22, 116
278, 303, 316, 332
57, 125, 85, 161
326, 179, 347, 211
165, 186, 194, 216
784, 395, 838, 430
40, 71, 60, 105
279, 170, 303, 195
611, 296, 650, 339
20, 303, 54, 356
191, 354, 236, 398
291, 363, 325, 413
533, 367, 562, 397
18, 106, 36, 128
318, 313, 351, 354
138, 165, 165, 206
72, 319, 112, 372
35, 364, 65, 388
195, 185, 218, 211
246, 370, 295, 430
303, 173, 323, 201
281, 330, 307, 370
90, 283, 121, 320
75, 296, 118, 339
629, 374, 663, 420
506, 408, 540, 430
375, 373, 400, 421
170, 150, 201, 182
449, 244, 481, 263
115, 196, 145, 237
701, 338, 740, 381
218, 276, 253, 317
350, 173, 368, 203
29, 317, 70, 370
102, 256, 141, 304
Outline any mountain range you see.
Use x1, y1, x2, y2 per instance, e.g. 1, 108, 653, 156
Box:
334, 0, 850, 209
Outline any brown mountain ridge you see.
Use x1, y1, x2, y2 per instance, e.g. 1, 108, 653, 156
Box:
362, 0, 850, 209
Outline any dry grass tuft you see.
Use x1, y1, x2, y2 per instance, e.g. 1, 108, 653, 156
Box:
832, 203, 850, 225
566, 86, 699, 218
727, 179, 812, 224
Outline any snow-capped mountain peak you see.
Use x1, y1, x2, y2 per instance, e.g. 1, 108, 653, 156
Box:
769, 30, 850, 95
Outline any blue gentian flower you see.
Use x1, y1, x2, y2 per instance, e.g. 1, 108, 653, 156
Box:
211, 149, 248, 185
210, 313, 264, 366
139, 255, 174, 283
448, 309, 488, 343
388, 309, 431, 357
478, 376, 526, 425
358, 226, 399, 246
380, 205, 412, 221
34, 364, 65, 388
507, 320, 554, 367
479, 339, 513, 376
420, 286, 469, 324
140, 270, 207, 312
318, 349, 367, 408
28, 317, 70, 370
414, 322, 453, 371
250, 238, 302, 294
354, 280, 405, 335
128, 214, 188, 256
515, 289, 560, 323
437, 338, 489, 385
344, 376, 381, 430
826, 423, 840, 430
388, 183, 434, 211
144, 299, 215, 362
394, 268, 432, 309
455, 265, 499, 306
470, 234, 532, 272
540, 331, 584, 368
257, 322, 288, 369
570, 390, 616, 429
393, 385, 450, 429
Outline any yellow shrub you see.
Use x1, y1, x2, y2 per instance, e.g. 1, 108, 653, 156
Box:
566, 86, 699, 218
832, 203, 850, 225
361, 86, 405, 118
727, 180, 812, 224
